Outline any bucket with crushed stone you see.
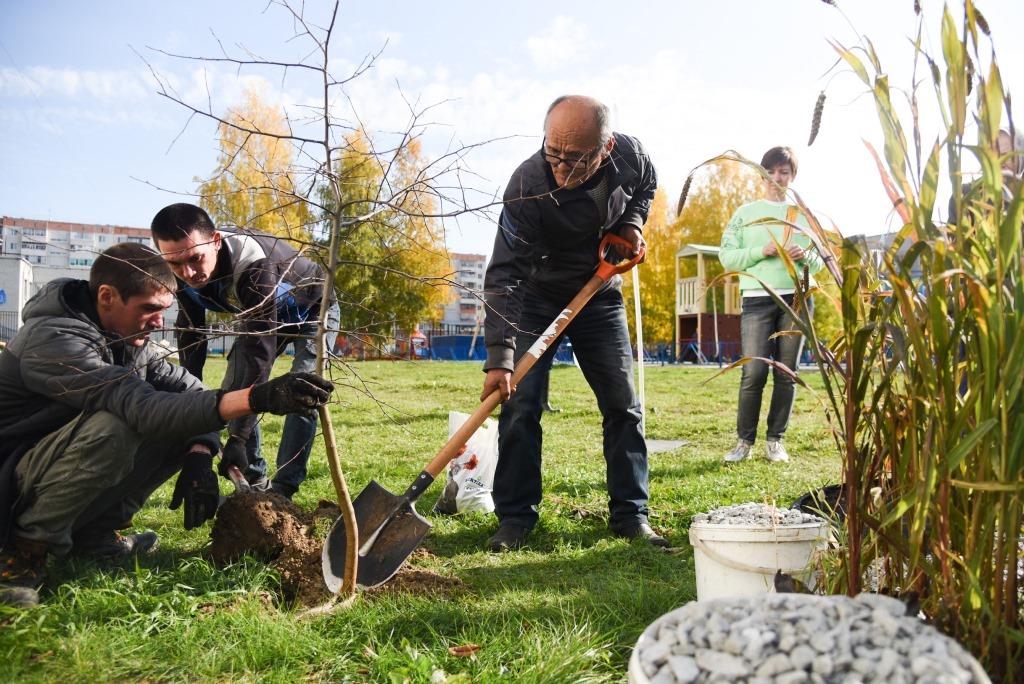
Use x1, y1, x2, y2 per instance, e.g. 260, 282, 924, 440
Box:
628, 592, 991, 683
689, 503, 828, 601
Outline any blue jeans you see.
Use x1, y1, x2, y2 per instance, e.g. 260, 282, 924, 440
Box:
736, 295, 805, 444
240, 303, 339, 495
494, 288, 649, 532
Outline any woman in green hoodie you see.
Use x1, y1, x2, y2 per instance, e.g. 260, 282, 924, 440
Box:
718, 146, 823, 463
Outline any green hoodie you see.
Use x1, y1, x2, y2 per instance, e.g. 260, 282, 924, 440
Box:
718, 199, 823, 295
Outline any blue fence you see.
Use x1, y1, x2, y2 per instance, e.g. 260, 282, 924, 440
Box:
430, 335, 575, 363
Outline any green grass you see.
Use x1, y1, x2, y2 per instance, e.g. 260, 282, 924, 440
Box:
1, 359, 840, 683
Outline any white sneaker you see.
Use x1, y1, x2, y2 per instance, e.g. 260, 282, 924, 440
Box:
723, 440, 753, 463
766, 440, 790, 462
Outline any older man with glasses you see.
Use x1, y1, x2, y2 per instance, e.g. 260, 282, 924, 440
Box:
481, 94, 664, 551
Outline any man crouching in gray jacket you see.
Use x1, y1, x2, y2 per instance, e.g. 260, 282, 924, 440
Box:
0, 243, 333, 608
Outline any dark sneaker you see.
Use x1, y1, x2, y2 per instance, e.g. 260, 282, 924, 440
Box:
72, 530, 159, 559
611, 523, 670, 548
485, 524, 530, 552
270, 482, 296, 500
0, 538, 46, 608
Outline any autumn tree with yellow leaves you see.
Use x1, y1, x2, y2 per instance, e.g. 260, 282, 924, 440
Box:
323, 131, 450, 342
196, 88, 313, 243
622, 162, 759, 347
621, 189, 674, 345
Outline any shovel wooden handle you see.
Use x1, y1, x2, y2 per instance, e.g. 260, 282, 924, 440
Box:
422, 233, 644, 478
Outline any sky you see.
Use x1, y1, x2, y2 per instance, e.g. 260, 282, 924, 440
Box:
2, 0, 1023, 257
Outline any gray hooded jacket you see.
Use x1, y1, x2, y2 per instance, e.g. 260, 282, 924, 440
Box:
0, 278, 223, 458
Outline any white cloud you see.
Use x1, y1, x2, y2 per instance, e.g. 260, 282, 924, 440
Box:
0, 67, 150, 101
524, 16, 592, 71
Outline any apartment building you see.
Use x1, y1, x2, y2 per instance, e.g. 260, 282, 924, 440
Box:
0, 216, 177, 343
442, 252, 487, 328
2, 216, 151, 268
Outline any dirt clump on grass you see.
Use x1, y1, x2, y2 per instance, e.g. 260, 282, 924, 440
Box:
274, 533, 331, 605
210, 491, 329, 604
209, 491, 309, 563
209, 493, 463, 606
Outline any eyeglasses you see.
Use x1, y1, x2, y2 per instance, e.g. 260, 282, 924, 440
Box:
541, 138, 603, 169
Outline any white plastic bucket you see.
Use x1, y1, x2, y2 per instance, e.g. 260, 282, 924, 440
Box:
688, 520, 827, 601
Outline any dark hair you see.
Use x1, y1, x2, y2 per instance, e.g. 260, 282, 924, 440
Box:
89, 242, 177, 300
760, 146, 798, 177
150, 202, 217, 242
545, 95, 613, 146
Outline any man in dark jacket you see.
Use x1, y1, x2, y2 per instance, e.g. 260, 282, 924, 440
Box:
0, 243, 333, 607
481, 94, 666, 551
151, 204, 338, 500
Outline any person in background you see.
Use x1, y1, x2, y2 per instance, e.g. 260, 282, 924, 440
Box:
718, 146, 822, 464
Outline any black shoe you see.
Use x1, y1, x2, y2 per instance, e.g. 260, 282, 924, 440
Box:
0, 537, 46, 608
270, 482, 295, 500
612, 523, 669, 548
486, 524, 530, 552
72, 530, 160, 559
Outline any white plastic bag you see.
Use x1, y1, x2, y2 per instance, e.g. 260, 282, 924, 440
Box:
432, 411, 498, 514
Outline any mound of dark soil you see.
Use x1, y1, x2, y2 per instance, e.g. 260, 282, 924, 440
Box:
209, 494, 462, 606
210, 491, 309, 564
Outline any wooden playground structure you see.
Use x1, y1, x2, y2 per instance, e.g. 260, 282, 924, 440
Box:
674, 243, 742, 363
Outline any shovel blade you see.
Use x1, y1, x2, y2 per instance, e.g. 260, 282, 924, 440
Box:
321, 479, 433, 592
356, 500, 432, 588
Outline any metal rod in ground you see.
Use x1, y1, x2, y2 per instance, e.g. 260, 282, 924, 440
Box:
632, 266, 645, 434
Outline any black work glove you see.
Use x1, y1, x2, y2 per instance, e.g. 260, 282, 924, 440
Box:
169, 450, 219, 530
217, 437, 249, 479
249, 372, 333, 417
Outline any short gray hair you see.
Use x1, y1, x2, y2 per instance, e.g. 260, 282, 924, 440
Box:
545, 95, 613, 146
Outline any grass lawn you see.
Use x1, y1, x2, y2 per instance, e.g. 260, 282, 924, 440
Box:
1, 358, 841, 683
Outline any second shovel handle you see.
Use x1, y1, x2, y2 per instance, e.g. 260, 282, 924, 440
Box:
423, 274, 603, 478
421, 233, 645, 480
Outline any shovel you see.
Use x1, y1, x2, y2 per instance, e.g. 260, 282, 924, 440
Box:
322, 233, 644, 591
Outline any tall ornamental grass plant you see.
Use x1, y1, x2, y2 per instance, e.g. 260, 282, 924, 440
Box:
750, 2, 1023, 678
